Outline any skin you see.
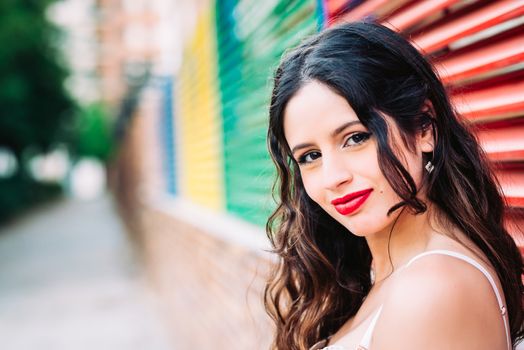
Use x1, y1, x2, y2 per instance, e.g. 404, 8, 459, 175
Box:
283, 80, 509, 349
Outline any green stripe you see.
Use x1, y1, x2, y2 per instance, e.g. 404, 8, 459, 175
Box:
216, 0, 318, 225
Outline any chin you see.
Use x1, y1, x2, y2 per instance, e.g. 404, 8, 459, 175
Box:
337, 213, 391, 237
346, 226, 377, 237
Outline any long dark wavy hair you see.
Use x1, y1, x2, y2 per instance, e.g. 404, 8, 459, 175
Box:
264, 22, 523, 350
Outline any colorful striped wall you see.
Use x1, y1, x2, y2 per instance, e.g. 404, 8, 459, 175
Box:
166, 0, 523, 244
171, 0, 319, 225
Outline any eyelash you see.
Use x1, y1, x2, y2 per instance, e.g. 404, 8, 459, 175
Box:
297, 132, 372, 165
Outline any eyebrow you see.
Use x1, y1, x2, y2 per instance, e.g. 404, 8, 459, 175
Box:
290, 120, 362, 155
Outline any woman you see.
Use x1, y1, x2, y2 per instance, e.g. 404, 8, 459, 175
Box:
264, 22, 523, 350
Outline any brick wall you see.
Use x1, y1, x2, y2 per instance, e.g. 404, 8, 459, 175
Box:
133, 204, 274, 349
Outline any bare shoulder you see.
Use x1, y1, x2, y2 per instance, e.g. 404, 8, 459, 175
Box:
372, 253, 507, 350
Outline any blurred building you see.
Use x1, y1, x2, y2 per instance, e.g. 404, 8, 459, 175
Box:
96, 0, 153, 109
100, 0, 523, 349
95, 0, 198, 110
48, 0, 100, 104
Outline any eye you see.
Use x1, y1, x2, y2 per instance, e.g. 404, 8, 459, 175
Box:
343, 132, 371, 147
297, 151, 321, 165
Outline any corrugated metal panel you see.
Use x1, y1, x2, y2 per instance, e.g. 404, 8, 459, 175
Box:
436, 33, 524, 84
410, 2, 524, 54
215, 0, 319, 225
476, 121, 524, 163
384, 0, 459, 32
176, 8, 224, 211
452, 79, 524, 121
325, 0, 523, 244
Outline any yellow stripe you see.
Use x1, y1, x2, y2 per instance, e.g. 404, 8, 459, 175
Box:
176, 9, 224, 211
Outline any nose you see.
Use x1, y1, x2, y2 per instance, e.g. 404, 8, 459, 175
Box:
322, 152, 353, 191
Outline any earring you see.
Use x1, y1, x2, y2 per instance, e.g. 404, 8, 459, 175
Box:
425, 161, 435, 174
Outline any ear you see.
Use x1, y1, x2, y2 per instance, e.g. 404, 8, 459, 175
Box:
419, 122, 435, 153
419, 100, 436, 153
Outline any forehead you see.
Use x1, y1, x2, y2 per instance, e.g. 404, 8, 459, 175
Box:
283, 81, 360, 142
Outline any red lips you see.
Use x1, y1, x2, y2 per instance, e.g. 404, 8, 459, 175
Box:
331, 188, 373, 215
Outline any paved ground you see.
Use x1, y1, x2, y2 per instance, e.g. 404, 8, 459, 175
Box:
0, 194, 174, 350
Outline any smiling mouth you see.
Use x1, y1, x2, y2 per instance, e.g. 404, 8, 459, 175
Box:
331, 189, 373, 216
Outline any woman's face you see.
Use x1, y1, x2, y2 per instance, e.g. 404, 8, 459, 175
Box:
283, 80, 432, 237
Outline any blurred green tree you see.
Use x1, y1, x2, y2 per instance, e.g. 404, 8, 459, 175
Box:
0, 0, 75, 223
72, 102, 114, 162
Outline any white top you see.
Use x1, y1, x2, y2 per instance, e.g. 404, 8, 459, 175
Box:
309, 249, 511, 350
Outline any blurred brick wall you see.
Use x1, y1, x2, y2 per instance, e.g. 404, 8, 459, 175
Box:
135, 205, 273, 349
112, 102, 274, 350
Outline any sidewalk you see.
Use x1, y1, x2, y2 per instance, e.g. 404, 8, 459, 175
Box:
0, 194, 174, 350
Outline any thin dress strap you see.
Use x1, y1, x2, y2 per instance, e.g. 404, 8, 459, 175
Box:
357, 249, 511, 350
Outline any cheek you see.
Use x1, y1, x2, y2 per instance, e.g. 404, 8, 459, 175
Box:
301, 172, 322, 203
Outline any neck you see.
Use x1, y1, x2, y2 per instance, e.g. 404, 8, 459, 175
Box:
366, 205, 436, 282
